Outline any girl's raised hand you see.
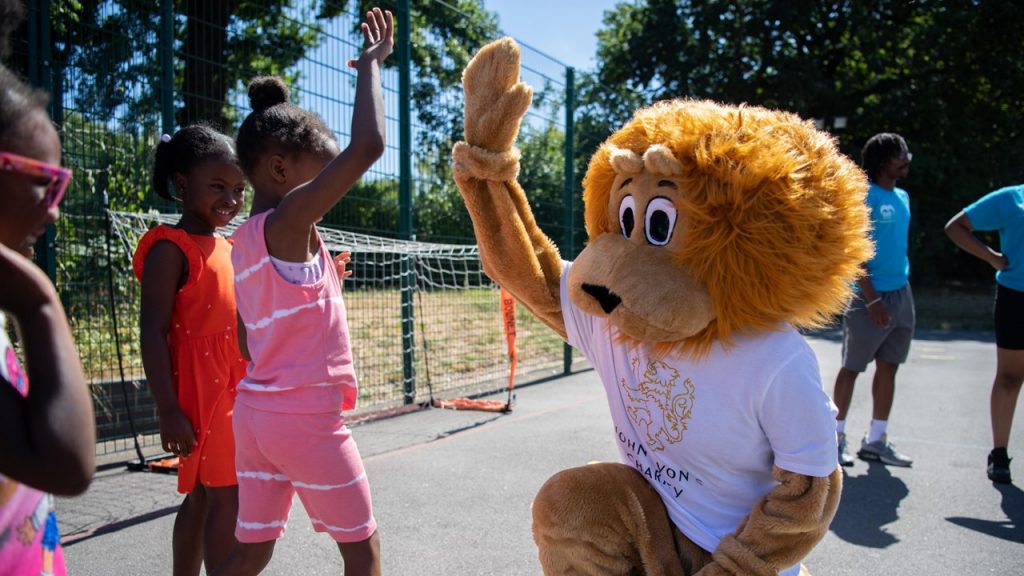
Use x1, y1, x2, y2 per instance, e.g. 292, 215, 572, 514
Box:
348, 7, 394, 67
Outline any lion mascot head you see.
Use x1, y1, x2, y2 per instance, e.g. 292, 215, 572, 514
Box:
569, 99, 873, 355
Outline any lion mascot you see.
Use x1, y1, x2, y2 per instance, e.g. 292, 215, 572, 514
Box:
452, 38, 872, 576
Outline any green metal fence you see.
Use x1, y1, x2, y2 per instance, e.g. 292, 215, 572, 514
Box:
12, 0, 593, 456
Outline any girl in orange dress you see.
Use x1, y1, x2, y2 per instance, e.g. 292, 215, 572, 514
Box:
133, 125, 248, 576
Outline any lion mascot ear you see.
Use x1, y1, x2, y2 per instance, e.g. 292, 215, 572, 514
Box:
455, 38, 870, 576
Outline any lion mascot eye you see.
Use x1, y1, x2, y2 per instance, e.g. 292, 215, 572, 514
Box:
644, 197, 677, 246
618, 195, 636, 239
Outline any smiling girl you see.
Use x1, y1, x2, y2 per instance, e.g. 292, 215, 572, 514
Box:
133, 125, 248, 575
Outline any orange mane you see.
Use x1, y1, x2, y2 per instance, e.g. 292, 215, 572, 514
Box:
582, 99, 874, 355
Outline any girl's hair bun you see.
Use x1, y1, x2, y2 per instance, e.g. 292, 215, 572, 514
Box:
248, 76, 290, 112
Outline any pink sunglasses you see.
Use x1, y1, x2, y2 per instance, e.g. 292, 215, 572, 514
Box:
0, 151, 72, 210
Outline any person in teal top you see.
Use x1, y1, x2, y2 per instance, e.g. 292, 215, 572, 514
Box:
946, 185, 1024, 484
833, 133, 916, 469
865, 181, 911, 292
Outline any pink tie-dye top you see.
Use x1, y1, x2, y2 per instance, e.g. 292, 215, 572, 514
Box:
231, 211, 359, 414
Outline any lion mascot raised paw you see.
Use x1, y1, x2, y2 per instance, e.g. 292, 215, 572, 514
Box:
453, 38, 873, 576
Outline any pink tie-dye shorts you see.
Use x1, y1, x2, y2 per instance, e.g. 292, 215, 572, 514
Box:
232, 399, 377, 543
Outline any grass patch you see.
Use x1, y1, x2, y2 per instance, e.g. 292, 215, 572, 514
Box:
72, 286, 567, 413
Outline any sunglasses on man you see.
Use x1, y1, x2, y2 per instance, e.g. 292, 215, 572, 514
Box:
0, 151, 72, 210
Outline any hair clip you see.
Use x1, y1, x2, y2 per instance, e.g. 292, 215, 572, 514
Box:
160, 133, 171, 143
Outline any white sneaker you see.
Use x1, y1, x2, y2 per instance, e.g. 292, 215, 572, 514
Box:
857, 434, 912, 467
838, 432, 855, 467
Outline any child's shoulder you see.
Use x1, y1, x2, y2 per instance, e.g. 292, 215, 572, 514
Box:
229, 212, 269, 257
234, 211, 267, 233
138, 223, 184, 242
132, 225, 201, 282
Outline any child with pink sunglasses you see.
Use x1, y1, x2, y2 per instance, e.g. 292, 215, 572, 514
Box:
0, 63, 94, 575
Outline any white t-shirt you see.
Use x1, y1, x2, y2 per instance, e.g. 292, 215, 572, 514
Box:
561, 262, 838, 576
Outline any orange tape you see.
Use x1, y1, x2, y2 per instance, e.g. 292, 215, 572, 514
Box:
500, 286, 517, 391
432, 398, 510, 412
429, 288, 517, 414
147, 456, 180, 472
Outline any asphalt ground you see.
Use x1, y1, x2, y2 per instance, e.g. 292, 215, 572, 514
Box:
58, 329, 1023, 575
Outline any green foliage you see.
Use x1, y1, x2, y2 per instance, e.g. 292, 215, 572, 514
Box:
48, 0, 338, 129
40, 0, 573, 245
586, 0, 1024, 287
384, 0, 503, 242
325, 177, 401, 234
411, 88, 570, 244
62, 112, 160, 213
517, 87, 569, 248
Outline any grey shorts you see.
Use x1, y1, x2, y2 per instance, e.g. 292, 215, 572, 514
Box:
841, 283, 916, 372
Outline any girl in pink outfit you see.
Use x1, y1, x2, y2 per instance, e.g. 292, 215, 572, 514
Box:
0, 64, 94, 575
211, 8, 392, 576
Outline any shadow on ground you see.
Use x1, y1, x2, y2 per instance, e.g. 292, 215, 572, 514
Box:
63, 505, 179, 547
829, 463, 910, 548
946, 482, 1024, 544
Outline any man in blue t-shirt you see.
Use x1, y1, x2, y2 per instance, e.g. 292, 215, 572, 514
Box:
945, 185, 1024, 483
833, 133, 916, 468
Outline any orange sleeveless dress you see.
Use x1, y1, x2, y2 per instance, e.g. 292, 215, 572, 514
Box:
133, 225, 247, 494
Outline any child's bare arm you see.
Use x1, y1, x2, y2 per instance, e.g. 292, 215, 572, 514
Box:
237, 311, 250, 361
139, 241, 196, 458
269, 8, 393, 245
0, 242, 94, 495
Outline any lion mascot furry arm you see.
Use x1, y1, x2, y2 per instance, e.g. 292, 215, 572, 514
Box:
453, 39, 872, 576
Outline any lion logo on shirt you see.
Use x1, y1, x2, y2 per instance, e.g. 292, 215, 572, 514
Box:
620, 357, 696, 451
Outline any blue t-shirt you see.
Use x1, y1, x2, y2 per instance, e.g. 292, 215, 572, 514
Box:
865, 183, 911, 292
965, 185, 1024, 291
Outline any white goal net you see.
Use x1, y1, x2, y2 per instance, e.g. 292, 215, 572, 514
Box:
106, 210, 567, 413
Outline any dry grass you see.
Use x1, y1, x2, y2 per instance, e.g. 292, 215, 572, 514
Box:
74, 286, 567, 412
344, 287, 565, 407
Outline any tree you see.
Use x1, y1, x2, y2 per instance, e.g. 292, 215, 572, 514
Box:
41, 0, 342, 129
41, 0, 505, 130
22, 1, 508, 217
588, 0, 1024, 286
20, 1, 578, 243
382, 0, 503, 242
327, 177, 401, 235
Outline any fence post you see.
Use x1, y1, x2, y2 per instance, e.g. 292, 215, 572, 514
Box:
28, 0, 57, 283
160, 0, 175, 136
397, 0, 416, 403
562, 66, 575, 375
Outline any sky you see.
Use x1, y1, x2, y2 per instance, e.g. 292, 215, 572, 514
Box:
483, 0, 623, 71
